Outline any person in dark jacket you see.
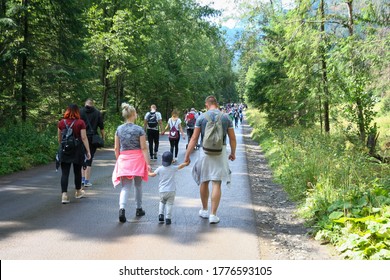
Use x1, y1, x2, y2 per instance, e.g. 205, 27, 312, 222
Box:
80, 98, 105, 187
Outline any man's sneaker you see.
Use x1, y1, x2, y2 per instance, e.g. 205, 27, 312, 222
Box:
119, 208, 126, 223
62, 192, 70, 204
165, 218, 171, 225
199, 209, 209, 219
159, 214, 164, 223
75, 189, 85, 199
153, 153, 158, 160
136, 208, 145, 216
209, 214, 220, 224
83, 182, 92, 187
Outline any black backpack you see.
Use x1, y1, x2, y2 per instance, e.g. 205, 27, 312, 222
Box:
147, 111, 158, 128
61, 119, 78, 155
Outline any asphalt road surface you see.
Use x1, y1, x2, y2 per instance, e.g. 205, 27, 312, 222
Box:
0, 124, 260, 260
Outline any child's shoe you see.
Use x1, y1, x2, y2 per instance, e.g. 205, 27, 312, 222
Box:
159, 214, 164, 223
136, 208, 145, 216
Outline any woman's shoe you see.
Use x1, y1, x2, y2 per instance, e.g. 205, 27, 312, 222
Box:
62, 192, 70, 204
119, 208, 126, 223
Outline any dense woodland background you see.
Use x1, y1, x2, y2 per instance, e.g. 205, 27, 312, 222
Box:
1, 0, 389, 259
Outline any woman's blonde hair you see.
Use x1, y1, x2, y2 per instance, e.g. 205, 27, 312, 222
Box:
171, 109, 179, 117
121, 103, 136, 120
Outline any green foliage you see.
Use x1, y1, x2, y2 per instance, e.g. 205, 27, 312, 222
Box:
238, 0, 389, 143
247, 108, 390, 260
1, 0, 237, 124
0, 122, 58, 175
0, 0, 239, 174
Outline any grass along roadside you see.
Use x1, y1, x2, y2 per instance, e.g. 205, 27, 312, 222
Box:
246, 108, 390, 260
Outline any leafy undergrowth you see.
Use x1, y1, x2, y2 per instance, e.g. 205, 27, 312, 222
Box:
0, 122, 58, 176
246, 109, 390, 260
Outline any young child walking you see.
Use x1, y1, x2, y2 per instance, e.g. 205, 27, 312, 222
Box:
149, 151, 187, 225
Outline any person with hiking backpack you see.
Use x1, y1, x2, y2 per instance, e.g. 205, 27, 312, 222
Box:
80, 98, 105, 187
144, 104, 163, 160
185, 108, 199, 150
183, 96, 236, 224
162, 109, 185, 163
57, 104, 91, 204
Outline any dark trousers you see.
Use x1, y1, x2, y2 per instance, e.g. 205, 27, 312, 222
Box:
147, 129, 159, 157
187, 128, 194, 143
86, 136, 97, 166
169, 135, 180, 158
61, 162, 82, 193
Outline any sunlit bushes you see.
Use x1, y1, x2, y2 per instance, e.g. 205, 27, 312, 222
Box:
246, 109, 390, 259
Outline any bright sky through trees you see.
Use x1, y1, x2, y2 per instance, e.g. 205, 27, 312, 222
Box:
196, 0, 296, 28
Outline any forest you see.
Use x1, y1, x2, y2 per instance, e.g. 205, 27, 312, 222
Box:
237, 0, 389, 259
1, 0, 389, 259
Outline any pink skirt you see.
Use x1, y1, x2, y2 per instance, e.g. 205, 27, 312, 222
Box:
112, 150, 148, 187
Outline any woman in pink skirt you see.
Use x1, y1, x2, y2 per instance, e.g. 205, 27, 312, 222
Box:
112, 103, 150, 223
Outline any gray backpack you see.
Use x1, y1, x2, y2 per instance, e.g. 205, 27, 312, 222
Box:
202, 111, 223, 155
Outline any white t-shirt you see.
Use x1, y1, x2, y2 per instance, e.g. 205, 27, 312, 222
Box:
168, 118, 182, 130
154, 165, 181, 192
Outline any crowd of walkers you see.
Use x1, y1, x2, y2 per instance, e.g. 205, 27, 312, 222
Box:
57, 97, 246, 225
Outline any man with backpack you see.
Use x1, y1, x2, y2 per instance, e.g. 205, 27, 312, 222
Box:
183, 95, 236, 224
185, 108, 198, 149
80, 98, 105, 187
144, 104, 163, 160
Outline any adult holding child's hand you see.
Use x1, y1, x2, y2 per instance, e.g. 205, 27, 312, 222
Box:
183, 95, 236, 224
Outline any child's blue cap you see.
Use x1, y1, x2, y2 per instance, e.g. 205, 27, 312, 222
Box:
162, 151, 173, 167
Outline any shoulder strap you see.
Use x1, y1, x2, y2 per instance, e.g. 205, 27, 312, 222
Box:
204, 112, 212, 122
63, 119, 69, 129
84, 114, 94, 134
63, 119, 76, 129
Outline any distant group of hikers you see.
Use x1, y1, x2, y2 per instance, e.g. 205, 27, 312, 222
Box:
57, 96, 246, 225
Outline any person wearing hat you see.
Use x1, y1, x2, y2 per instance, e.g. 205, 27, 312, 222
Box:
148, 151, 188, 225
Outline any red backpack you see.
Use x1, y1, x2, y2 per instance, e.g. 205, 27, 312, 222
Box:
186, 112, 196, 128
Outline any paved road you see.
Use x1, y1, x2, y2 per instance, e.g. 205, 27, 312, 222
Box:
0, 124, 260, 260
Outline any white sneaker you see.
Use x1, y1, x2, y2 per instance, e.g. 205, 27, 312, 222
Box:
199, 209, 209, 219
75, 189, 85, 199
83, 182, 92, 187
209, 214, 220, 224
62, 192, 70, 204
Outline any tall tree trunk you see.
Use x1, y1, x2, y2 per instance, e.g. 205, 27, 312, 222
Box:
0, 0, 6, 17
318, 92, 323, 134
346, 1, 354, 35
115, 74, 124, 113
21, 0, 29, 122
346, 0, 365, 142
320, 0, 330, 133
102, 58, 110, 118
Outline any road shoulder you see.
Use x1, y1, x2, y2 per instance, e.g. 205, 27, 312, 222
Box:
241, 121, 339, 260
